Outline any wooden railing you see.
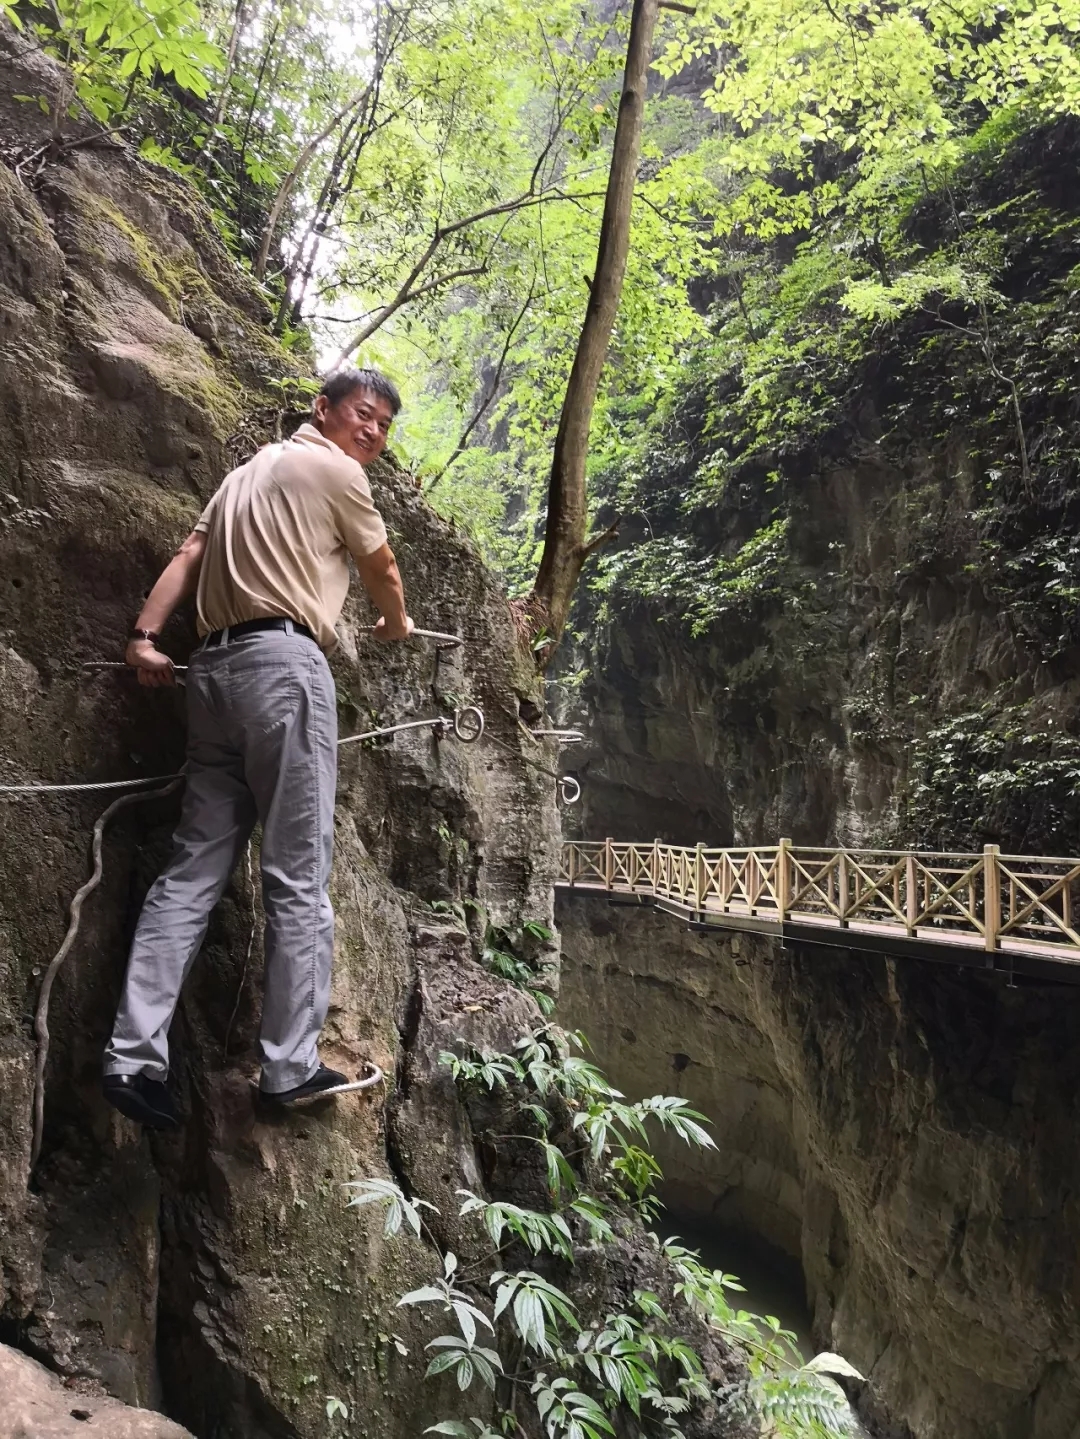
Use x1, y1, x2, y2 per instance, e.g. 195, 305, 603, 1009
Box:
558, 839, 1080, 961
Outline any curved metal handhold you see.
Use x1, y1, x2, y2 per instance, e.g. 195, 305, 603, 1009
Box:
352, 1061, 385, 1091
531, 728, 586, 744
361, 626, 464, 648
558, 775, 581, 805
453, 705, 485, 743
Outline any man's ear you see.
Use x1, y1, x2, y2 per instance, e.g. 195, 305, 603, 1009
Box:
312, 394, 329, 427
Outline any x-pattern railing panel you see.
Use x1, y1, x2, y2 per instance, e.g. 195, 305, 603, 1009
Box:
697, 848, 783, 913
908, 855, 987, 934
557, 840, 1080, 959
997, 858, 1080, 947
787, 849, 845, 919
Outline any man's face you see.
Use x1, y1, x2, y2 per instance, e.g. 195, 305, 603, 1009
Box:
314, 387, 394, 467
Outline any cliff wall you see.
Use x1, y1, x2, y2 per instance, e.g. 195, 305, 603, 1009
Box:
559, 895, 1080, 1439
0, 29, 572, 1435
564, 120, 1080, 857
552, 113, 1080, 1439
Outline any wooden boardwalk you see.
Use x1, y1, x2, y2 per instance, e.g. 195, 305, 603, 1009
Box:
556, 840, 1080, 983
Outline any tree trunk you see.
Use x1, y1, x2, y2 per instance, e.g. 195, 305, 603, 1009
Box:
527, 0, 659, 657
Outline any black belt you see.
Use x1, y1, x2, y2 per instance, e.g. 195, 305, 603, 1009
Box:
202, 617, 316, 647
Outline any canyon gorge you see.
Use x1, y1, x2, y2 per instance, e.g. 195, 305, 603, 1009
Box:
5, 7, 1080, 1439
552, 110, 1080, 1439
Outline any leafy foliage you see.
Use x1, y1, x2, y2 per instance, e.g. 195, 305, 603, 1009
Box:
344, 1175, 435, 1236
345, 1032, 862, 1437
475, 910, 556, 1015
8, 0, 220, 121
905, 704, 1080, 850
665, 1241, 863, 1438
12, 0, 1080, 637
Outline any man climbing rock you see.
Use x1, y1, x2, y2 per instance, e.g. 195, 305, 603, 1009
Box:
102, 368, 414, 1129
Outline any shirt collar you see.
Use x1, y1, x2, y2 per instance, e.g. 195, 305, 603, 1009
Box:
290, 422, 341, 456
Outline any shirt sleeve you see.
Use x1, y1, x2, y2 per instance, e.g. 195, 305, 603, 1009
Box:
332, 464, 388, 559
193, 489, 220, 533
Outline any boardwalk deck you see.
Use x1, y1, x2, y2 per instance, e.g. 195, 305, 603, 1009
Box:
556, 841, 1080, 984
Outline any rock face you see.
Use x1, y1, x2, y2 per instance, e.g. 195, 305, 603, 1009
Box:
558, 885, 1080, 1439
563, 436, 1080, 853
563, 131, 1080, 860
0, 27, 577, 1436
547, 109, 1080, 1439
560, 120, 1080, 863
0, 1344, 195, 1439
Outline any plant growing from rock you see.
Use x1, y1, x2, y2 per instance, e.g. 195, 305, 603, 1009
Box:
475, 916, 558, 1017
345, 1026, 863, 1438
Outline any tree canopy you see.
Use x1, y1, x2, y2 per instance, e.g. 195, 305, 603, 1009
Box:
5, 0, 1080, 626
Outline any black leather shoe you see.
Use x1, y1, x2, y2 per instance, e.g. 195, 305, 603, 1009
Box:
102, 1073, 180, 1130
260, 1064, 352, 1107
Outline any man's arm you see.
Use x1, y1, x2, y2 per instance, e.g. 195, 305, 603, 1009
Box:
354, 542, 414, 641
126, 529, 208, 687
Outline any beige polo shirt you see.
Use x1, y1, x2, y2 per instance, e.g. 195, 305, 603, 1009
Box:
194, 423, 388, 651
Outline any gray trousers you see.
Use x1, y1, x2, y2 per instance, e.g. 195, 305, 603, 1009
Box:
104, 627, 338, 1094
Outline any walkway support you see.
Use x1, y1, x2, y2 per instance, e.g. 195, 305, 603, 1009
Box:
777, 837, 791, 922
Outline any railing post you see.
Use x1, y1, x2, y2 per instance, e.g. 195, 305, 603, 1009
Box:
905, 853, 917, 934
777, 837, 791, 921
838, 850, 849, 928
603, 836, 614, 892
567, 843, 576, 887
694, 843, 705, 915
984, 844, 1000, 952
653, 837, 661, 896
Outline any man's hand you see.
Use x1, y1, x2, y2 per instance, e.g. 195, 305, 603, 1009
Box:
355, 544, 412, 643
372, 615, 416, 642
124, 528, 206, 687
126, 639, 178, 687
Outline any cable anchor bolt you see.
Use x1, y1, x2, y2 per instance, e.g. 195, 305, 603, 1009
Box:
453, 705, 485, 743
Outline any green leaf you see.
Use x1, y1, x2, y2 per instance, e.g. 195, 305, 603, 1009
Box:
804, 1351, 865, 1382
398, 1285, 446, 1307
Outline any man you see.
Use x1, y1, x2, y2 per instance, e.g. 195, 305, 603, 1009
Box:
102, 368, 414, 1129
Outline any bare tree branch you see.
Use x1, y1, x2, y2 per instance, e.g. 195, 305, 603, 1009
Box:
199, 0, 247, 164
255, 80, 377, 280
581, 518, 620, 556
332, 189, 604, 366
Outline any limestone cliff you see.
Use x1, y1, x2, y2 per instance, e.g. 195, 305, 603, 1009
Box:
559, 897, 1080, 1439
551, 110, 1080, 1439
0, 28, 580, 1436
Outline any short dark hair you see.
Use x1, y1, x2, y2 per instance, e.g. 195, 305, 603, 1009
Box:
317, 367, 401, 416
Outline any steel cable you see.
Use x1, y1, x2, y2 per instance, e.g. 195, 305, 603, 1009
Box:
30, 776, 184, 1169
